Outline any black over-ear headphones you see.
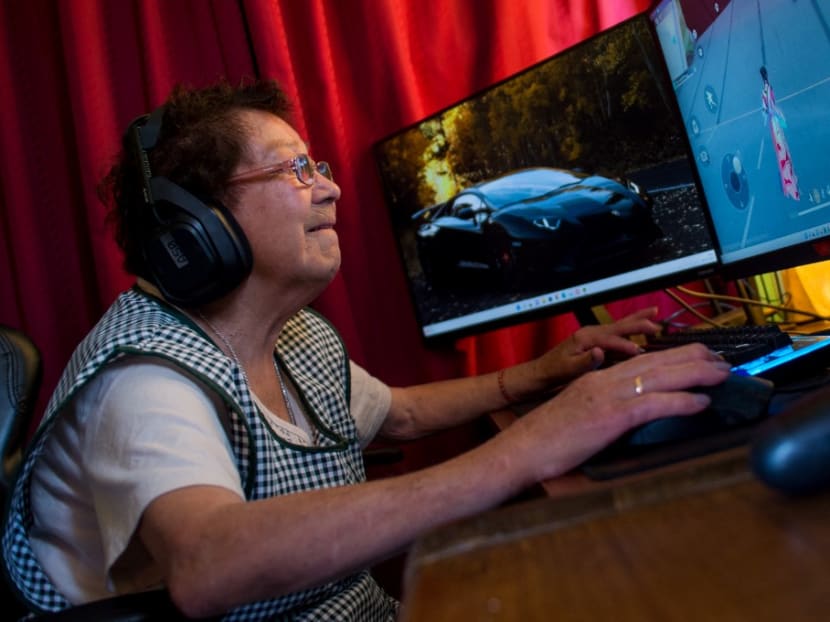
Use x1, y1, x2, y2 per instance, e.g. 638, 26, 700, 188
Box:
129, 106, 253, 306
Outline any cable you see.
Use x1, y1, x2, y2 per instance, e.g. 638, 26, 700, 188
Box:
664, 289, 728, 328
674, 284, 830, 323
661, 297, 738, 329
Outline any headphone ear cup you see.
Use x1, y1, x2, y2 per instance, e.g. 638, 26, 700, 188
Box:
142, 177, 252, 306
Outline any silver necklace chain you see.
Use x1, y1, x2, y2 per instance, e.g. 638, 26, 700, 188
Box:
273, 360, 300, 427
196, 311, 298, 426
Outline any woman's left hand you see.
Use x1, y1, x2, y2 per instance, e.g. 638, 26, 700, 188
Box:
531, 307, 662, 388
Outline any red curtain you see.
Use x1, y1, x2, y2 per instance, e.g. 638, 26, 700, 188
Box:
1, 0, 660, 424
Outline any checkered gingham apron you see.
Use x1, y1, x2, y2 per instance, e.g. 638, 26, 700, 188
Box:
2, 287, 398, 621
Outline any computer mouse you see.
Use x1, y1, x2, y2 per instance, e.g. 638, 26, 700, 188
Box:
624, 373, 775, 446
750, 384, 830, 495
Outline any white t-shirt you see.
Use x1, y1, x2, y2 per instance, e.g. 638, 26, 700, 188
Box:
28, 357, 391, 604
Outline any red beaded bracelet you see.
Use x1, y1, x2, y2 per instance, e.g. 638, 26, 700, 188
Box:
497, 368, 516, 404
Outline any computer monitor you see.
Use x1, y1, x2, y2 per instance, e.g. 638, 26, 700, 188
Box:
650, 0, 830, 279
374, 13, 718, 342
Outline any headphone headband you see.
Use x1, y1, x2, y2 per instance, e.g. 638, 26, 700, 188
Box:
130, 107, 252, 306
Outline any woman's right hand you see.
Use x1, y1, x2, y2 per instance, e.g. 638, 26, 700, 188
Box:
505, 343, 732, 485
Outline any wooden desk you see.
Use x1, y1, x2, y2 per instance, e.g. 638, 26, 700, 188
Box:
400, 438, 830, 621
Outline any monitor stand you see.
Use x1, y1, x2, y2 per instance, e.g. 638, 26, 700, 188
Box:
573, 304, 613, 327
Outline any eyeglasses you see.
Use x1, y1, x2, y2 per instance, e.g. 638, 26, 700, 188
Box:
227, 154, 333, 186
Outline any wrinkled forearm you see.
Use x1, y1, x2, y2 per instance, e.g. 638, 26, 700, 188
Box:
141, 433, 531, 617
380, 359, 548, 440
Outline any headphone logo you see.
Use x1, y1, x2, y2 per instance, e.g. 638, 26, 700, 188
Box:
160, 233, 190, 268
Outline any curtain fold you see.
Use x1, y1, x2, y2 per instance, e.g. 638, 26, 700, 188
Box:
1, 0, 657, 425
0, 0, 257, 422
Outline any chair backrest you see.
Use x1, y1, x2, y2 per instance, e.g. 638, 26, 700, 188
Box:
0, 325, 42, 492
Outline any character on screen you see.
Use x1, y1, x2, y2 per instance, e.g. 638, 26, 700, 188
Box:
760, 66, 799, 201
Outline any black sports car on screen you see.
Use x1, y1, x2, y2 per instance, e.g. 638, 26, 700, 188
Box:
413, 167, 661, 287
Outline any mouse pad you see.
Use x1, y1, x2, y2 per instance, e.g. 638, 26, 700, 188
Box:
580, 426, 756, 480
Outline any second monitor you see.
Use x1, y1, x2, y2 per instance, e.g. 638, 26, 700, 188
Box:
651, 0, 830, 278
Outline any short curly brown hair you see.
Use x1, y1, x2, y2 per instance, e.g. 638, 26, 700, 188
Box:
99, 78, 292, 278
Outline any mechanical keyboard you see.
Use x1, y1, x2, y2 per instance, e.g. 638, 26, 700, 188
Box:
646, 324, 793, 366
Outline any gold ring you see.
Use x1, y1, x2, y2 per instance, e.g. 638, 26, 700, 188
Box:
634, 375, 644, 396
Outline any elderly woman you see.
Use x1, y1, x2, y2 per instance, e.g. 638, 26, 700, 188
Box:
3, 79, 728, 620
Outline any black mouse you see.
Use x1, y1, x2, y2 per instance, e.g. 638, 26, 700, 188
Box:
624, 373, 775, 446
750, 384, 830, 495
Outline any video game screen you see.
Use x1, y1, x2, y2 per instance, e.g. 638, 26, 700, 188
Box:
651, 0, 830, 272
374, 14, 718, 341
